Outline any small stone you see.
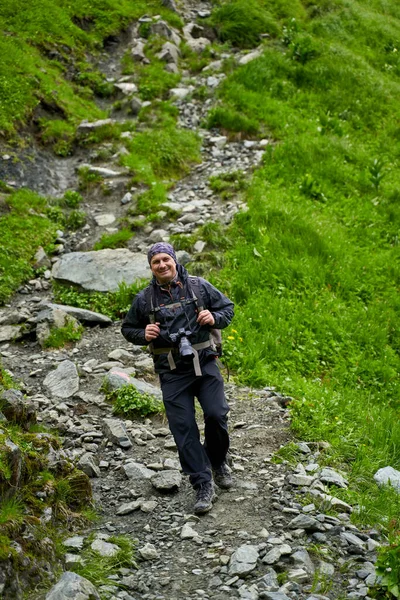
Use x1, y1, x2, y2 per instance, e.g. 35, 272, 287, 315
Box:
139, 543, 159, 560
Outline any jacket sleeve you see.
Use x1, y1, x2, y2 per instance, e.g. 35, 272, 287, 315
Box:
200, 278, 234, 329
121, 292, 150, 346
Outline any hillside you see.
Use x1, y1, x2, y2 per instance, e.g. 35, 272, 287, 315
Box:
0, 0, 400, 598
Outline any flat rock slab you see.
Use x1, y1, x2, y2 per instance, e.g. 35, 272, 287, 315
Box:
43, 360, 79, 398
123, 461, 155, 481
78, 164, 126, 178
229, 545, 259, 576
151, 470, 182, 491
44, 303, 112, 325
52, 249, 150, 292
45, 571, 100, 600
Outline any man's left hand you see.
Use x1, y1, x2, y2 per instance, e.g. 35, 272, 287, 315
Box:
197, 310, 215, 327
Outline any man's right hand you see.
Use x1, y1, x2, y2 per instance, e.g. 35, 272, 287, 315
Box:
145, 323, 160, 342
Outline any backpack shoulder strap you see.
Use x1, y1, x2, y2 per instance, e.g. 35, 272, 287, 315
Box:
187, 276, 205, 311
143, 285, 156, 324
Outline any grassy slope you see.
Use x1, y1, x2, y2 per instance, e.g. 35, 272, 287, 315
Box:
0, 0, 181, 134
209, 0, 400, 530
0, 0, 197, 304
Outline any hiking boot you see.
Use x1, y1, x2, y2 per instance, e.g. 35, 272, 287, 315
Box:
213, 462, 233, 489
194, 481, 216, 515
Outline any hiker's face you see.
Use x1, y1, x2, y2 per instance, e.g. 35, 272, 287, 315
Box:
150, 253, 177, 284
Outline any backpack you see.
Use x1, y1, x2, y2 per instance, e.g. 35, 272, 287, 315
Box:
144, 276, 223, 357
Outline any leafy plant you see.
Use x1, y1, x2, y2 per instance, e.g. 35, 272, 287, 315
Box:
65, 209, 86, 230
43, 319, 84, 349
299, 173, 327, 202
106, 384, 163, 418
373, 526, 400, 599
77, 166, 104, 191
369, 158, 387, 191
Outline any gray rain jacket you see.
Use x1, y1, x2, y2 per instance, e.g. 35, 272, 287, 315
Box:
121, 264, 234, 374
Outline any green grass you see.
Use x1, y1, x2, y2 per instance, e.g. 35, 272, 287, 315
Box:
53, 280, 148, 320
202, 0, 400, 536
0, 189, 57, 304
71, 534, 136, 586
93, 228, 134, 250
136, 62, 181, 101
209, 0, 280, 48
122, 125, 201, 183
206, 106, 260, 135
209, 170, 248, 199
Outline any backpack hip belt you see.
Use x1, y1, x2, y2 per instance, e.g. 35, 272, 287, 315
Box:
150, 338, 214, 376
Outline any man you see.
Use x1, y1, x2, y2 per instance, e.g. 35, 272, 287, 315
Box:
121, 242, 234, 514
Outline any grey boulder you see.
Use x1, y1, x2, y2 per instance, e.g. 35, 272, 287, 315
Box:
45, 571, 100, 599
52, 249, 150, 292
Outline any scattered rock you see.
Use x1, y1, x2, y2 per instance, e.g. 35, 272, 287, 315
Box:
43, 360, 79, 399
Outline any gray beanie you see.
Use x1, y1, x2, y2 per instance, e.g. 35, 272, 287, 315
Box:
147, 242, 177, 265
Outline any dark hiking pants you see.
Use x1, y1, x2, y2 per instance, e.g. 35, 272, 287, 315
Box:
159, 359, 230, 489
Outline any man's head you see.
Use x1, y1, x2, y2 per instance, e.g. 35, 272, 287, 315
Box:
148, 242, 177, 284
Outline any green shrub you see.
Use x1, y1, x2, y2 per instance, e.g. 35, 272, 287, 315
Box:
78, 166, 103, 191
210, 0, 279, 48
74, 63, 114, 97
0, 364, 13, 393
63, 190, 83, 208
105, 384, 163, 418
65, 210, 86, 230
93, 229, 133, 250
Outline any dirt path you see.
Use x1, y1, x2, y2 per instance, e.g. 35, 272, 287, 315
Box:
0, 2, 382, 598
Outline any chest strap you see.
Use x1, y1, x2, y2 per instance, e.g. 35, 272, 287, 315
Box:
150, 338, 214, 376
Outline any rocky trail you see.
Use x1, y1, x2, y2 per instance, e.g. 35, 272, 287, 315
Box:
0, 1, 384, 599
